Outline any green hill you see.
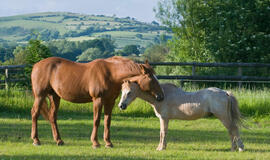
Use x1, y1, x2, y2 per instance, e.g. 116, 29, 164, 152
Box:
0, 12, 171, 49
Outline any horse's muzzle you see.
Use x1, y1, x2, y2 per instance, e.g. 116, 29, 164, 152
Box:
118, 103, 127, 110
155, 94, 164, 102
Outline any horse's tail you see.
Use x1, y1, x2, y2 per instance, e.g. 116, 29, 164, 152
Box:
226, 91, 243, 128
40, 99, 50, 121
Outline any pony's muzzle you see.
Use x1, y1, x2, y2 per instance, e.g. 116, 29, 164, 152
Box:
118, 103, 127, 110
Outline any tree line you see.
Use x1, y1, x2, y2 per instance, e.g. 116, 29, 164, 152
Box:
0, 38, 148, 65
153, 0, 270, 81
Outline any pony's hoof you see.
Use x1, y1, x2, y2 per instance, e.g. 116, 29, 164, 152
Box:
239, 148, 244, 152
156, 147, 165, 151
105, 143, 113, 148
57, 140, 64, 146
92, 144, 101, 149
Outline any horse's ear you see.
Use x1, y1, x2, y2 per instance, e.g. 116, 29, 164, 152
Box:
139, 64, 147, 74
144, 59, 149, 65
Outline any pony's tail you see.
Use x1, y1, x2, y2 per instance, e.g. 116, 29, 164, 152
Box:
226, 92, 243, 128
40, 99, 50, 121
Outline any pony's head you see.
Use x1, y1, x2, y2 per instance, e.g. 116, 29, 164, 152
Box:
118, 80, 140, 110
125, 61, 164, 102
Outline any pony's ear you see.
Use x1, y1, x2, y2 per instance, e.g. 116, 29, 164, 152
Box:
128, 76, 140, 84
123, 80, 131, 84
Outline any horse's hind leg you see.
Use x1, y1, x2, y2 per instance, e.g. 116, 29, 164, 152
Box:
217, 116, 244, 152
227, 123, 244, 152
48, 93, 64, 145
31, 96, 45, 146
103, 100, 114, 148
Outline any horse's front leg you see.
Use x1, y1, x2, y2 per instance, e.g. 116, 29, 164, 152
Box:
31, 96, 45, 146
103, 101, 114, 148
91, 97, 103, 148
156, 117, 169, 151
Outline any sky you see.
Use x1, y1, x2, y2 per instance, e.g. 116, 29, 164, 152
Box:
0, 0, 160, 22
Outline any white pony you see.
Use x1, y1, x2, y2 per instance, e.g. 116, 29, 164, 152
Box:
118, 81, 244, 151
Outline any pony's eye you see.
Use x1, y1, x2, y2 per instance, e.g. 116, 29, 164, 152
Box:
127, 91, 131, 96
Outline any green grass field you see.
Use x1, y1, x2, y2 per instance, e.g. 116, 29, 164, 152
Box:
0, 12, 170, 49
0, 88, 270, 159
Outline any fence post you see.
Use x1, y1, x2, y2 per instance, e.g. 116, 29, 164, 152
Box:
5, 68, 9, 90
238, 67, 242, 88
192, 65, 196, 86
192, 65, 196, 76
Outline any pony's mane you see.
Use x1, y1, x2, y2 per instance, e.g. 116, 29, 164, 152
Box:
161, 83, 178, 88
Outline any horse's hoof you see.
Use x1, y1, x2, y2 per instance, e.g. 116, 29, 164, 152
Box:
239, 148, 244, 152
57, 140, 64, 146
92, 144, 101, 149
33, 142, 41, 146
105, 143, 113, 148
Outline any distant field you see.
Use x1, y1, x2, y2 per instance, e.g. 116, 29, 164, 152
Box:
0, 12, 170, 49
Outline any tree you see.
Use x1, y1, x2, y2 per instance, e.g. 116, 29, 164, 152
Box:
135, 34, 143, 39
46, 38, 116, 61
155, 0, 213, 63
156, 0, 270, 63
76, 48, 112, 61
11, 46, 26, 65
25, 39, 52, 65
143, 44, 169, 62
122, 45, 140, 56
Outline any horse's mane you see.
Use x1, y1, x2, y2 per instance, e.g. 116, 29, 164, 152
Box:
106, 56, 155, 75
106, 56, 133, 63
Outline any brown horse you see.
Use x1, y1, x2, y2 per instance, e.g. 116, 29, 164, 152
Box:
31, 56, 164, 148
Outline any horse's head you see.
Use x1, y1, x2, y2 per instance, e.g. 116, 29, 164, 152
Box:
125, 61, 164, 102
118, 80, 139, 110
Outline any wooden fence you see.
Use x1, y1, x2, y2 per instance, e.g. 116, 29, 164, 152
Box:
149, 62, 270, 83
0, 62, 270, 89
0, 65, 26, 89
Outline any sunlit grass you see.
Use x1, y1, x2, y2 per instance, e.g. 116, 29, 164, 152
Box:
1, 88, 270, 159
0, 117, 270, 159
0, 87, 270, 118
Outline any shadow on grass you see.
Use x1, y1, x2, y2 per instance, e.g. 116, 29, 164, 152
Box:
0, 103, 156, 120
1, 119, 269, 151
0, 155, 148, 160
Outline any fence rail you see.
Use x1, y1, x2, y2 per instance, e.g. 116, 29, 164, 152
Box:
149, 62, 270, 86
0, 62, 270, 89
0, 65, 26, 89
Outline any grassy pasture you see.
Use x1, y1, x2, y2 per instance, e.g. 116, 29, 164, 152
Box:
0, 12, 169, 49
0, 88, 270, 159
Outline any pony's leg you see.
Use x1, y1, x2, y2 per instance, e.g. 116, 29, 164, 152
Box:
218, 116, 244, 152
228, 124, 244, 152
48, 94, 64, 146
156, 117, 169, 151
103, 101, 114, 148
31, 96, 45, 146
91, 97, 103, 148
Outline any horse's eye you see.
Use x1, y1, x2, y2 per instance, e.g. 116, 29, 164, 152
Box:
127, 91, 131, 96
